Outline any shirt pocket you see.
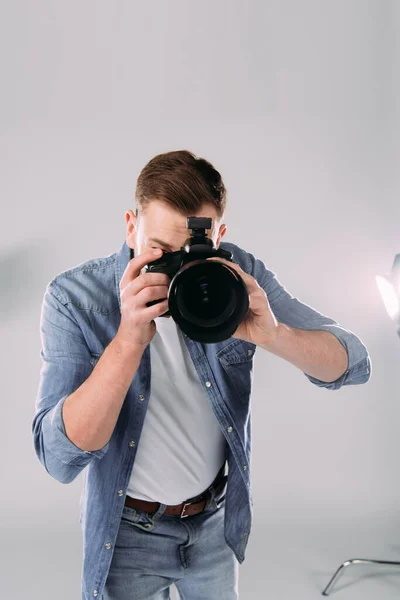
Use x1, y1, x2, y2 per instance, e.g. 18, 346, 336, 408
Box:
216, 339, 256, 404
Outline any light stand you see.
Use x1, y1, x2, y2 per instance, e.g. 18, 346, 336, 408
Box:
322, 254, 400, 595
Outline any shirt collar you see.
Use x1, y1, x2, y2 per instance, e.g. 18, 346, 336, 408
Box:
114, 239, 134, 311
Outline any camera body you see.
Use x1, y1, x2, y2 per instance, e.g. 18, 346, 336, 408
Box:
142, 216, 249, 343
144, 216, 233, 300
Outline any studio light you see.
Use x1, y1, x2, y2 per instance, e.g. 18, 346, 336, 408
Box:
376, 254, 400, 335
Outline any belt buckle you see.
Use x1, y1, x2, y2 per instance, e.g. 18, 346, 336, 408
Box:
180, 500, 194, 519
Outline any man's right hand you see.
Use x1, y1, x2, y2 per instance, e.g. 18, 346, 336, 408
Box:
116, 248, 170, 348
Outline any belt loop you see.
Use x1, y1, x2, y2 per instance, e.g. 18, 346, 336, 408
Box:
152, 502, 169, 521
207, 483, 217, 509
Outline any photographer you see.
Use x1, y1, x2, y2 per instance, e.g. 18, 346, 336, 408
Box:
32, 150, 371, 600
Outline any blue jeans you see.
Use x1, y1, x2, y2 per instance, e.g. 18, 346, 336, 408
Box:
102, 486, 239, 599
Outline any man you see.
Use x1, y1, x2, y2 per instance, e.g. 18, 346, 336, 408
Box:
32, 150, 371, 600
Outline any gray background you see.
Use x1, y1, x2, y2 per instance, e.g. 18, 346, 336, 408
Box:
1, 1, 399, 598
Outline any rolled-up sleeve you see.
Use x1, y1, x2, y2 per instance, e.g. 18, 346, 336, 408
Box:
247, 252, 371, 390
32, 283, 110, 484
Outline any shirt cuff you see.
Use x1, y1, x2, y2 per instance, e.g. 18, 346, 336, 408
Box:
41, 394, 110, 467
303, 325, 371, 390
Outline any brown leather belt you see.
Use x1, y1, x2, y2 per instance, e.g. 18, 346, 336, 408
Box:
124, 462, 228, 519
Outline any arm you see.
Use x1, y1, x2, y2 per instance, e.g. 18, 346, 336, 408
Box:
32, 283, 143, 484
62, 334, 145, 453
248, 252, 371, 390
259, 324, 349, 383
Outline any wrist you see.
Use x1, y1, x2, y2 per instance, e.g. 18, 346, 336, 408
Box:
259, 322, 288, 350
113, 331, 148, 356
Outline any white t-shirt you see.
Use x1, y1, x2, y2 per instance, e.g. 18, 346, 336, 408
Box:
126, 315, 227, 504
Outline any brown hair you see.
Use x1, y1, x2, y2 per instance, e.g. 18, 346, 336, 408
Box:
135, 150, 227, 219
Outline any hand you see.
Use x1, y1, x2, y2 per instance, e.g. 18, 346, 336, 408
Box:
117, 248, 170, 348
206, 257, 280, 346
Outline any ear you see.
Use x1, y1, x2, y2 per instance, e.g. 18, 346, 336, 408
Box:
125, 209, 137, 246
215, 223, 227, 247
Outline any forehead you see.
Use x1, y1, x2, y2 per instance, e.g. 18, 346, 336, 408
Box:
139, 200, 218, 237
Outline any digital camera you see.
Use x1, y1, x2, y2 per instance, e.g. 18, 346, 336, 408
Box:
139, 216, 249, 343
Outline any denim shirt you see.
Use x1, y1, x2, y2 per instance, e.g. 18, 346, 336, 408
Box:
32, 239, 371, 600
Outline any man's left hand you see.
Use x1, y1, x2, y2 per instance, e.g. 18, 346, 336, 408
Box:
206, 257, 280, 346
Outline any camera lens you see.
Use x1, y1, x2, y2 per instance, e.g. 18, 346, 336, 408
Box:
176, 265, 235, 327
168, 260, 249, 343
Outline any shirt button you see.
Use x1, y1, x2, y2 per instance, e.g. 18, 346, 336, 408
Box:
247, 349, 253, 356
105, 543, 111, 550
227, 426, 233, 433
93, 591, 98, 597
243, 465, 247, 471
205, 381, 211, 388
129, 440, 136, 447
118, 489, 124, 496
139, 394, 145, 401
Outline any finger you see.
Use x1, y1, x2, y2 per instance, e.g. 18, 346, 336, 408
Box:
122, 280, 168, 308
135, 285, 169, 307
129, 298, 169, 324
143, 298, 169, 321
125, 272, 170, 296
120, 248, 162, 289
